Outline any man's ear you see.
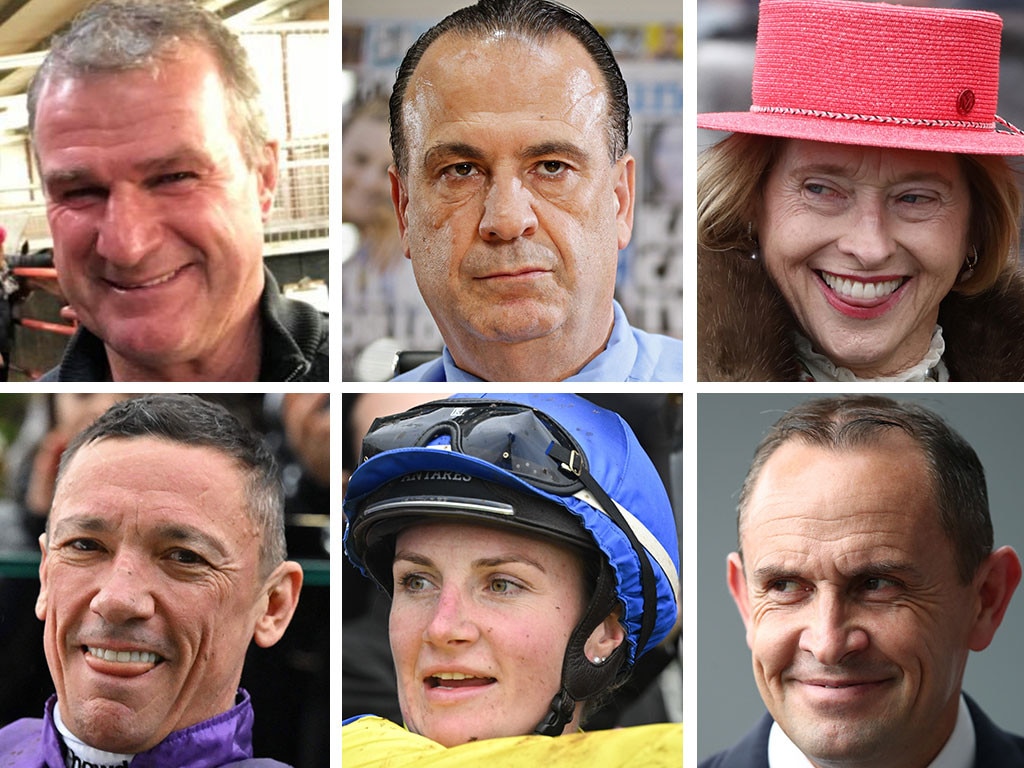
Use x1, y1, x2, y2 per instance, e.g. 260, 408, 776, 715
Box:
389, 164, 412, 259
968, 545, 1022, 652
253, 561, 303, 648
35, 533, 49, 621
256, 140, 280, 221
613, 153, 636, 251
727, 552, 755, 649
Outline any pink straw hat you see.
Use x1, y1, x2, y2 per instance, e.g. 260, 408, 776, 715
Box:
698, 0, 1024, 155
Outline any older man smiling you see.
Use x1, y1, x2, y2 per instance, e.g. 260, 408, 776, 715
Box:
0, 395, 303, 766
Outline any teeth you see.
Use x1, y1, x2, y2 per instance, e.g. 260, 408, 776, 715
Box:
88, 646, 159, 664
822, 272, 902, 300
113, 268, 181, 290
433, 672, 474, 680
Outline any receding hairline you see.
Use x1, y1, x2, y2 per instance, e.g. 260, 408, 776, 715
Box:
394, 26, 618, 174
737, 427, 930, 542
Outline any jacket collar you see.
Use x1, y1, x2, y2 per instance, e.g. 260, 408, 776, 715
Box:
41, 690, 258, 768
43, 266, 327, 382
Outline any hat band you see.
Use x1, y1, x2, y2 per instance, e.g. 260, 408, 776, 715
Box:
751, 104, 994, 131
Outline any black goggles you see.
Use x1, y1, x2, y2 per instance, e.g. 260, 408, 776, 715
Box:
359, 399, 590, 495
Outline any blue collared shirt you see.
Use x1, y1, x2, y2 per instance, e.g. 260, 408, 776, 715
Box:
391, 301, 682, 382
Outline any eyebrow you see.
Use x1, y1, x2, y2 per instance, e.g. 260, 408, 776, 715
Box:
421, 140, 591, 170
49, 515, 229, 559
394, 551, 548, 574
789, 163, 954, 187
43, 148, 214, 188
518, 141, 591, 166
751, 560, 920, 584
422, 142, 486, 170
152, 522, 231, 559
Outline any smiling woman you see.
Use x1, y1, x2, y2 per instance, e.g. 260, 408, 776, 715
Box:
697, 0, 1024, 382
341, 394, 681, 767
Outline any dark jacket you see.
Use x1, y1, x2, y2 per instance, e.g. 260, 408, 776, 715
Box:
39, 267, 328, 382
698, 250, 1024, 381
699, 695, 1024, 768
0, 691, 290, 768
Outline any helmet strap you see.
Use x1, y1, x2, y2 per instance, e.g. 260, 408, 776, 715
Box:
532, 441, 661, 736
532, 559, 626, 736
546, 442, 659, 654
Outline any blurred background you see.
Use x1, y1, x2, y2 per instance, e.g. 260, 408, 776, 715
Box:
341, 392, 683, 730
0, 2, 329, 380
341, 0, 684, 380
0, 393, 330, 768
698, 393, 1024, 762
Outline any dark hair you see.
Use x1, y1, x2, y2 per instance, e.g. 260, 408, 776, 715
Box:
55, 394, 285, 574
27, 0, 269, 166
389, 0, 629, 176
737, 396, 993, 583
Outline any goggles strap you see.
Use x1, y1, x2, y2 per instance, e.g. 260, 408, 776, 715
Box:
547, 442, 659, 656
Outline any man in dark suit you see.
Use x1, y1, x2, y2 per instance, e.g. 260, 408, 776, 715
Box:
701, 396, 1024, 768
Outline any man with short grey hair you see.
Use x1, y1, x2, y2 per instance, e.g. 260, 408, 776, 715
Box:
702, 396, 1024, 768
29, 0, 327, 382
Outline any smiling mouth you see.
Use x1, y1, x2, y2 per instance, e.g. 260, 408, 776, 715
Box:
819, 271, 906, 301
105, 265, 187, 291
86, 646, 163, 665
427, 672, 497, 690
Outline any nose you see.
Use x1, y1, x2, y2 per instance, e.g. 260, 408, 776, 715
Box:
95, 185, 163, 266
478, 175, 538, 242
89, 554, 156, 625
798, 592, 868, 666
835, 196, 895, 268
423, 584, 480, 646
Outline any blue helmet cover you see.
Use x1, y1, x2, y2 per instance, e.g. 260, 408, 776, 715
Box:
343, 393, 680, 665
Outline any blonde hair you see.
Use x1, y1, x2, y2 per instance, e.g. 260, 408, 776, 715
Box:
957, 154, 1023, 295
697, 134, 1023, 293
697, 133, 779, 257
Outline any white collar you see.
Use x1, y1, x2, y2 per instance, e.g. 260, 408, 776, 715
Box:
794, 325, 949, 382
54, 702, 136, 768
767, 694, 975, 768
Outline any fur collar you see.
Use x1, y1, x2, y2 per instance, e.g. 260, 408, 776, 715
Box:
698, 250, 1024, 381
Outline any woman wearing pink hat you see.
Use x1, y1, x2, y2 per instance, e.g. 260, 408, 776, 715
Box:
698, 0, 1024, 381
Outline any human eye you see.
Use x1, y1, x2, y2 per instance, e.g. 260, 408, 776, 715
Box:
67, 538, 103, 553
152, 171, 199, 187
803, 180, 841, 199
769, 579, 803, 593
535, 160, 569, 177
487, 576, 524, 595
442, 162, 479, 180
396, 572, 435, 594
765, 577, 811, 603
57, 186, 108, 205
861, 575, 902, 593
892, 188, 941, 212
52, 537, 107, 563
166, 548, 210, 566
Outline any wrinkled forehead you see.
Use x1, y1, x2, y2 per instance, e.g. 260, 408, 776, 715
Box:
740, 433, 938, 547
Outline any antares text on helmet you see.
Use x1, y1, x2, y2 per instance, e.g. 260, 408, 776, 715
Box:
400, 471, 473, 483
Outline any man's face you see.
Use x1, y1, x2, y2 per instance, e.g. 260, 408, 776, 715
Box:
37, 437, 270, 753
728, 435, 987, 767
391, 31, 634, 378
32, 44, 276, 376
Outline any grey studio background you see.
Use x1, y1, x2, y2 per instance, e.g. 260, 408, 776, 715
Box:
698, 393, 1024, 760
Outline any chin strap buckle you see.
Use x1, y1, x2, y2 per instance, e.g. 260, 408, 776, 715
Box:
532, 689, 576, 737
